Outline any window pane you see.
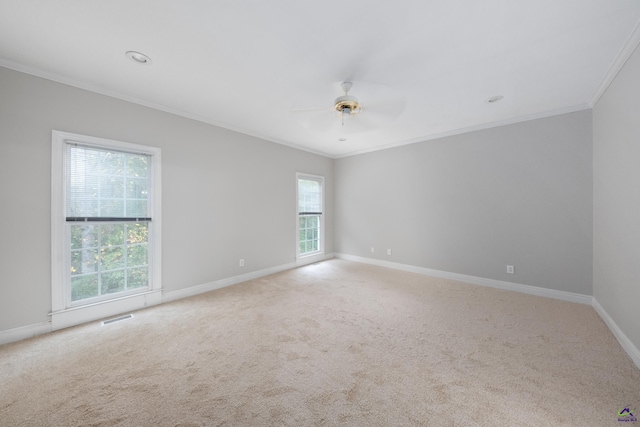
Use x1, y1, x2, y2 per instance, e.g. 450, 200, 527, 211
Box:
127, 267, 148, 289
100, 176, 124, 198
127, 178, 147, 198
127, 223, 148, 244
127, 155, 148, 178
101, 224, 125, 246
298, 178, 321, 212
71, 274, 99, 300
128, 244, 148, 267
100, 199, 125, 217
101, 270, 125, 295
66, 145, 150, 219
70, 249, 98, 275
99, 151, 125, 175
126, 200, 148, 218
70, 225, 98, 250
101, 246, 125, 271
70, 221, 150, 303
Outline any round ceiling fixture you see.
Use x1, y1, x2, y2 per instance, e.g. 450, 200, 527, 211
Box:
125, 51, 152, 64
485, 95, 504, 104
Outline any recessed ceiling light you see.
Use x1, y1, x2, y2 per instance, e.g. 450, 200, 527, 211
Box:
485, 95, 504, 104
125, 51, 152, 64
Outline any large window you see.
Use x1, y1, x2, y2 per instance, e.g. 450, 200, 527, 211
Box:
51, 131, 161, 326
66, 144, 152, 303
297, 173, 324, 257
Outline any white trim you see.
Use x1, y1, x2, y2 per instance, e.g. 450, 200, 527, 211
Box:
51, 130, 162, 323
296, 252, 335, 267
0, 61, 596, 160
334, 253, 592, 305
4, 260, 315, 345
0, 321, 52, 346
592, 298, 640, 369
51, 290, 162, 331
6, 258, 640, 371
162, 261, 298, 303
589, 20, 640, 107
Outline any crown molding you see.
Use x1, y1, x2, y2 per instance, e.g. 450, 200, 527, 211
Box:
0, 60, 334, 159
334, 103, 591, 159
589, 20, 640, 107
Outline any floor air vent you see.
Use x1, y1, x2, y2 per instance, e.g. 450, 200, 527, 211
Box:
101, 314, 134, 326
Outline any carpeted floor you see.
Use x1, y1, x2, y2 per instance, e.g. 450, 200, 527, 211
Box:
1, 259, 639, 426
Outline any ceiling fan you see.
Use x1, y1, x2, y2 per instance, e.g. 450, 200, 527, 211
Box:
292, 80, 406, 133
333, 81, 362, 126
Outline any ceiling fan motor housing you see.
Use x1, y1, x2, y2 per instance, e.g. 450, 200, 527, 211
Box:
334, 95, 361, 115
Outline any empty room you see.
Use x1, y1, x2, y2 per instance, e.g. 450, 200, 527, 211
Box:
1, 1, 640, 425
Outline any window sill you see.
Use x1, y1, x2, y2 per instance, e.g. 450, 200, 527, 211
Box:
296, 251, 329, 267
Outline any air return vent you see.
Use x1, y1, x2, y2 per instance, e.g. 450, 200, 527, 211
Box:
101, 314, 134, 326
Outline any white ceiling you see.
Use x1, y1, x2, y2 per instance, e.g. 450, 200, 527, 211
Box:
1, 1, 640, 158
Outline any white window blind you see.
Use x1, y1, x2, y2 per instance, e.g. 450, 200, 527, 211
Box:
66, 144, 151, 221
298, 178, 322, 215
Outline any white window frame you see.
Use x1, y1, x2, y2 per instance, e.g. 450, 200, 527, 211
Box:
296, 172, 325, 260
51, 130, 162, 330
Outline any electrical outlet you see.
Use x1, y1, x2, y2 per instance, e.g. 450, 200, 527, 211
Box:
239, 259, 245, 267
371, 247, 375, 253
387, 249, 392, 256
506, 265, 514, 274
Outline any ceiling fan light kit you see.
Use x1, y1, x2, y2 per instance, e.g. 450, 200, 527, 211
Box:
333, 81, 362, 125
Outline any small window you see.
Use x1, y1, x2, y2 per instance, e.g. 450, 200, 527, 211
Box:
297, 173, 324, 257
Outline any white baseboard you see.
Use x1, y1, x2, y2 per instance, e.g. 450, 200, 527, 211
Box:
0, 321, 52, 346
2, 257, 338, 346
163, 253, 335, 303
296, 252, 335, 267
51, 289, 163, 331
334, 253, 592, 305
335, 253, 640, 369
592, 298, 640, 369
163, 261, 296, 303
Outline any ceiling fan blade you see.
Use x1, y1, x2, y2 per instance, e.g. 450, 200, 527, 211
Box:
291, 106, 329, 113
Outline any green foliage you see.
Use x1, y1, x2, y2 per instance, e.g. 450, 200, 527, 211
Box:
127, 223, 148, 244
71, 274, 99, 300
69, 221, 149, 302
128, 244, 148, 266
100, 246, 125, 270
70, 225, 98, 250
101, 270, 125, 294
127, 155, 148, 177
127, 267, 148, 289
101, 224, 125, 246
298, 214, 320, 254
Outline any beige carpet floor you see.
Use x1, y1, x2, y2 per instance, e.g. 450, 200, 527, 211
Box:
1, 259, 639, 426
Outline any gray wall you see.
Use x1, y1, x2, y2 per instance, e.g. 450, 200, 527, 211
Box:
334, 110, 593, 295
593, 44, 640, 350
0, 67, 333, 331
